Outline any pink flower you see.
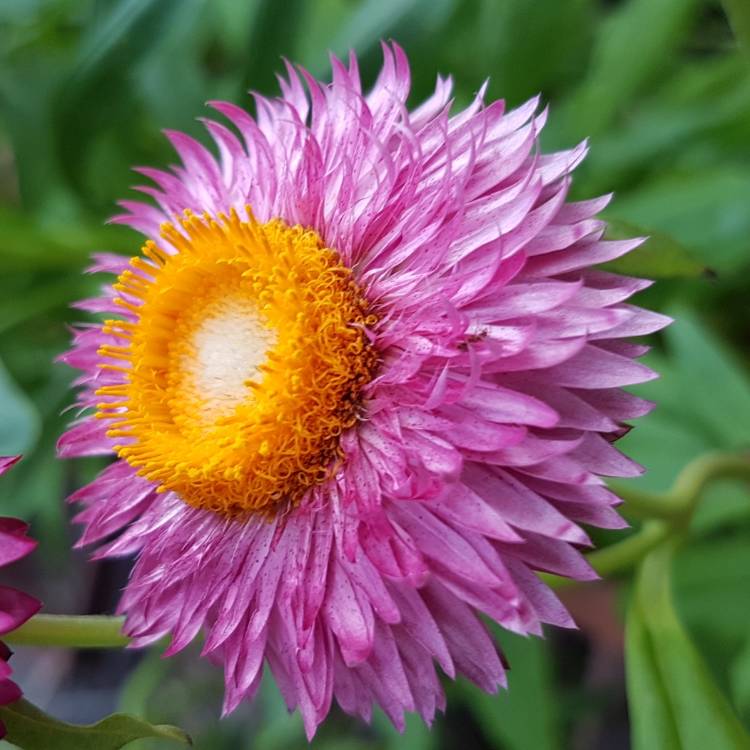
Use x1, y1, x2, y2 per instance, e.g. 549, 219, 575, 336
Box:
60, 44, 667, 737
0, 457, 41, 737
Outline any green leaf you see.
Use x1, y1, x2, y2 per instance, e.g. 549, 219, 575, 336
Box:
327, 0, 454, 61
488, 0, 596, 105
253, 676, 305, 750
70, 0, 184, 85
603, 219, 707, 278
53, 0, 186, 197
0, 66, 78, 216
723, 0, 750, 53
0, 276, 94, 336
576, 54, 750, 195
665, 309, 750, 449
454, 630, 561, 750
0, 208, 88, 270
673, 534, 750, 656
626, 542, 750, 750
374, 711, 437, 750
626, 600, 681, 750
610, 167, 750, 273
0, 700, 191, 750
731, 635, 750, 725
559, 0, 701, 137
210, 0, 265, 59
118, 650, 174, 722
132, 10, 212, 133
0, 357, 40, 456
616, 398, 712, 492
239, 0, 308, 94
619, 310, 750, 491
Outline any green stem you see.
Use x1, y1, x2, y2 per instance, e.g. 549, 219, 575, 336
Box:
546, 451, 750, 588
612, 451, 750, 522
670, 451, 750, 508
4, 615, 128, 648
543, 521, 670, 589
613, 484, 682, 521
588, 521, 671, 578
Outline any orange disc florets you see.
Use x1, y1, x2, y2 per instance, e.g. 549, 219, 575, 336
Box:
96, 210, 378, 516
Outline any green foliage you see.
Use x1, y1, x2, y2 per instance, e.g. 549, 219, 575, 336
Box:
453, 630, 561, 750
0, 359, 40, 456
723, 0, 750, 50
674, 533, 750, 685
0, 700, 191, 750
603, 220, 707, 279
626, 543, 750, 750
620, 310, 750, 490
558, 0, 702, 138
731, 637, 750, 726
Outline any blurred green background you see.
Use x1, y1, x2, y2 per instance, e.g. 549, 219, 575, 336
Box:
0, 1, 748, 748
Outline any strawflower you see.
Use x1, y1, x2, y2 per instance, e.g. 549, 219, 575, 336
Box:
0, 456, 41, 738
60, 44, 667, 737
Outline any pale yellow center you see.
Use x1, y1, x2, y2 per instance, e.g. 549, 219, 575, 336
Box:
96, 210, 379, 516
175, 294, 276, 423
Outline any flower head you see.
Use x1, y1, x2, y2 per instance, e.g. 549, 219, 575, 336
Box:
0, 457, 41, 738
60, 44, 667, 737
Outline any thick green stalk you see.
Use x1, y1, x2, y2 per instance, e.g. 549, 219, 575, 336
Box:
543, 521, 670, 589
613, 451, 750, 522
4, 615, 128, 648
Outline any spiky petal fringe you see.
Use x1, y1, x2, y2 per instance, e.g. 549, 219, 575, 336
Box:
60, 44, 668, 738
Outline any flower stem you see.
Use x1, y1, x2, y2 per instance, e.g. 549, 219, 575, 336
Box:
4, 615, 128, 648
670, 451, 750, 506
587, 521, 671, 578
542, 521, 670, 589
545, 451, 750, 588
612, 451, 750, 522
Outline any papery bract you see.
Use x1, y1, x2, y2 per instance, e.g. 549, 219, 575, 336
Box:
60, 44, 667, 738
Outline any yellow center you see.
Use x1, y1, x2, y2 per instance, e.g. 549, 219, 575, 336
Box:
96, 210, 378, 516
